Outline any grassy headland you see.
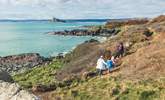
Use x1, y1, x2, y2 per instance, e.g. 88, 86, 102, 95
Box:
12, 15, 165, 100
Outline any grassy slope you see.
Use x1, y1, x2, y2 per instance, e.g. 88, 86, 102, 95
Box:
13, 59, 63, 88
50, 76, 165, 100
12, 15, 165, 100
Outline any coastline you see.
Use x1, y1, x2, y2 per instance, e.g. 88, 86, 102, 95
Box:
1, 15, 165, 100
0, 36, 107, 75
0, 17, 150, 74
0, 17, 153, 75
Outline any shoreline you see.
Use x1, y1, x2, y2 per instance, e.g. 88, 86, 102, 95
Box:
47, 28, 120, 37
0, 17, 151, 75
0, 34, 107, 58
0, 37, 106, 75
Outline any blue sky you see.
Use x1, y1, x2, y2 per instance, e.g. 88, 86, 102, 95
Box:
0, 0, 165, 19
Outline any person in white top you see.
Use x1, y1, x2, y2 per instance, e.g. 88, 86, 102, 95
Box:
96, 55, 107, 76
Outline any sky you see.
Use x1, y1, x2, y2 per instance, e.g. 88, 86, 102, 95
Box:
0, 0, 165, 19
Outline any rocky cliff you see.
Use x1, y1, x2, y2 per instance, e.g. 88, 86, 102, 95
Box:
0, 81, 40, 100
0, 53, 49, 74
0, 69, 39, 100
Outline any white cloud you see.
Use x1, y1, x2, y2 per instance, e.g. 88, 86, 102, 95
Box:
0, 0, 164, 19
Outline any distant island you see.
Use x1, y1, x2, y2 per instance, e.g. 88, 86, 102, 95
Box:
50, 17, 66, 23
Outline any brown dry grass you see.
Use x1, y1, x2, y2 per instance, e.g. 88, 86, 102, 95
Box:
33, 15, 165, 100
54, 15, 165, 81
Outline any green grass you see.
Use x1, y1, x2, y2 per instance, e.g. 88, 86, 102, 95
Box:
12, 59, 165, 100
50, 76, 165, 100
12, 57, 165, 100
13, 59, 64, 88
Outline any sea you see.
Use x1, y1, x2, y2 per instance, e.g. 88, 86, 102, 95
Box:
0, 19, 107, 57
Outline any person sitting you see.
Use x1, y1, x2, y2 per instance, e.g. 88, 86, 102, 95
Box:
106, 56, 115, 73
96, 55, 107, 76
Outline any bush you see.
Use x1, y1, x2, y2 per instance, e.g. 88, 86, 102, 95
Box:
139, 90, 156, 100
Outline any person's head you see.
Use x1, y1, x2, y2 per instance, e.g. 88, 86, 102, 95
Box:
119, 42, 123, 46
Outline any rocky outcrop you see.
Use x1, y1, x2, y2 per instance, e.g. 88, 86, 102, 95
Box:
0, 53, 49, 74
48, 28, 120, 37
0, 80, 39, 100
51, 17, 66, 23
0, 69, 39, 100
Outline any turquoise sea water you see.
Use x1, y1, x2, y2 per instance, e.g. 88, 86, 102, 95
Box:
0, 21, 105, 57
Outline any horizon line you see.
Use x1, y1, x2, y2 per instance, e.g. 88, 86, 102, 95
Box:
0, 17, 150, 21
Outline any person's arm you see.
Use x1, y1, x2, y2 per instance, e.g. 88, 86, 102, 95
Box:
103, 59, 107, 66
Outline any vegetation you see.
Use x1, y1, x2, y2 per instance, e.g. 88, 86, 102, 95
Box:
13, 59, 64, 88
12, 15, 165, 100
50, 76, 165, 100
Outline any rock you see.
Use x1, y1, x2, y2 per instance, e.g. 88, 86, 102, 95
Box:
48, 28, 120, 37
0, 53, 49, 74
110, 88, 120, 96
82, 71, 97, 80
56, 53, 65, 59
32, 84, 56, 92
0, 69, 13, 83
0, 81, 39, 100
51, 17, 66, 23
84, 39, 99, 43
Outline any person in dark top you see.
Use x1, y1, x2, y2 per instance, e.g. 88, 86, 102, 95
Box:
115, 42, 124, 58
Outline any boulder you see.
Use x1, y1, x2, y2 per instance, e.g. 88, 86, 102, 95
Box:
84, 39, 99, 43
0, 69, 13, 83
0, 81, 39, 100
